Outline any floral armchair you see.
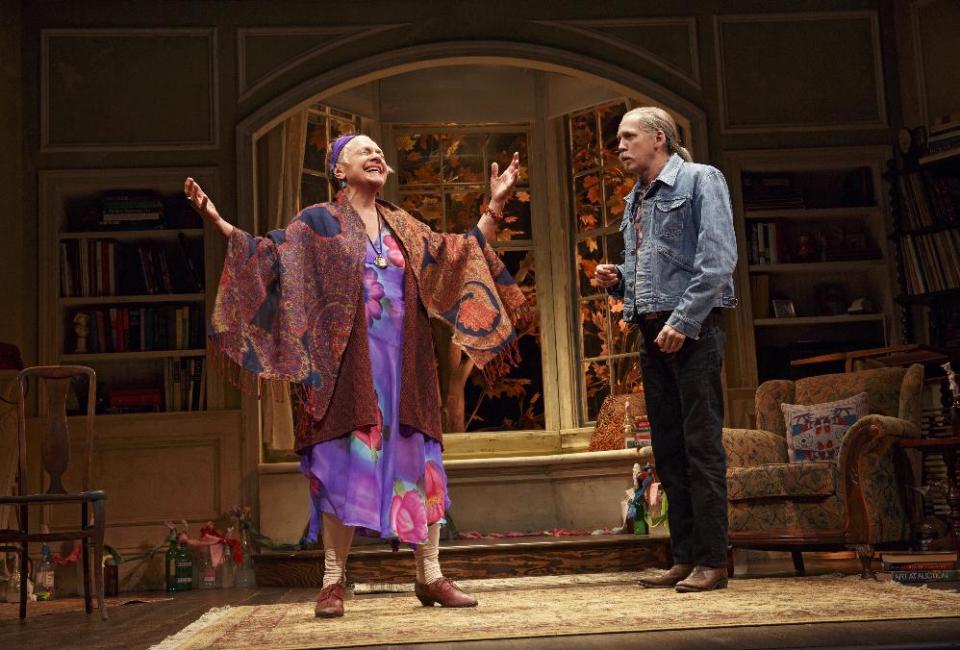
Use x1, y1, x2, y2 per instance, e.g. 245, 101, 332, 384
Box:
726, 364, 924, 574
638, 364, 924, 575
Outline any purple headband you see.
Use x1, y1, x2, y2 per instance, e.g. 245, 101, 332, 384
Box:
328, 134, 358, 182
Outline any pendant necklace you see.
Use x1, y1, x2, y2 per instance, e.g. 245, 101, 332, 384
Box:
367, 209, 388, 269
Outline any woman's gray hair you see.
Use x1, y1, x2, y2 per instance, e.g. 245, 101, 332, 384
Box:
622, 106, 692, 162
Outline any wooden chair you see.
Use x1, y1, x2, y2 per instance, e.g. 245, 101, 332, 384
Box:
0, 366, 107, 620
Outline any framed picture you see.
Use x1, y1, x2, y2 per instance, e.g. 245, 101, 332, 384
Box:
772, 299, 796, 318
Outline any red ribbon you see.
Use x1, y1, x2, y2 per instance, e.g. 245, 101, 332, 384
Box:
176, 524, 243, 568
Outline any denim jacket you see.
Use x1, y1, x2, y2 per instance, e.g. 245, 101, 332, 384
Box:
608, 154, 738, 339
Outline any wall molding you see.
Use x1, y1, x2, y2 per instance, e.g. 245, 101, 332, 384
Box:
910, 0, 946, 130
237, 25, 405, 103
532, 18, 700, 89
41, 28, 219, 152
713, 11, 888, 134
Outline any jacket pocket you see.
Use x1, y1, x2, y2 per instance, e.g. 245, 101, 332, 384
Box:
654, 196, 688, 240
656, 245, 694, 297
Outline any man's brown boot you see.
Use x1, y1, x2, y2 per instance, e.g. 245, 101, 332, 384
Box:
675, 565, 728, 592
638, 563, 694, 588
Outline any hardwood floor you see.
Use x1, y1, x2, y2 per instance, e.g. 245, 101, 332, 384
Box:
2, 554, 958, 650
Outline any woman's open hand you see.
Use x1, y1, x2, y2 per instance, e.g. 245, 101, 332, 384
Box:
488, 152, 521, 214
184, 177, 233, 238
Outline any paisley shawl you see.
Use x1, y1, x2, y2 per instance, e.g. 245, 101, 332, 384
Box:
209, 191, 531, 427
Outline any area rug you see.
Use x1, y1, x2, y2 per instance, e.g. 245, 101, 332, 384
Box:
151, 572, 960, 650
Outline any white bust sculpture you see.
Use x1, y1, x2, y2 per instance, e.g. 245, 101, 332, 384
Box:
73, 312, 90, 354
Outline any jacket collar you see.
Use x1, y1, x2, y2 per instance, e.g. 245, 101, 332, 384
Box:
626, 153, 684, 205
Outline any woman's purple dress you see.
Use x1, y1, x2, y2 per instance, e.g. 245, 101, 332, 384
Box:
300, 226, 451, 545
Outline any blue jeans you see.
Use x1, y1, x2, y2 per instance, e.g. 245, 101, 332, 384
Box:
638, 309, 728, 567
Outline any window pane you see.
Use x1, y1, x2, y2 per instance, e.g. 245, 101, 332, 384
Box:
396, 133, 441, 185
611, 355, 643, 397
599, 103, 627, 169
569, 112, 600, 174
608, 297, 639, 356
567, 100, 632, 426
330, 117, 357, 141
582, 358, 611, 421
498, 191, 532, 241
399, 192, 443, 231
394, 126, 539, 434
604, 170, 631, 226
442, 134, 486, 184
462, 249, 544, 432
574, 174, 603, 234
576, 236, 604, 297
580, 298, 609, 358
301, 173, 329, 208
303, 114, 328, 173
445, 190, 484, 234
605, 231, 625, 273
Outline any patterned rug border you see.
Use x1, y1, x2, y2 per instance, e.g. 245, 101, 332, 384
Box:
150, 573, 960, 650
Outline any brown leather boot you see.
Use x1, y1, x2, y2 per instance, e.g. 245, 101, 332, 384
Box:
314, 582, 345, 618
415, 577, 478, 607
638, 564, 694, 588
675, 565, 728, 592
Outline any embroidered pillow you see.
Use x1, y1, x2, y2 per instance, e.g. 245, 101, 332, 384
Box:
781, 392, 868, 463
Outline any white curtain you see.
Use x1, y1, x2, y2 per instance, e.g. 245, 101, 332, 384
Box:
258, 111, 308, 452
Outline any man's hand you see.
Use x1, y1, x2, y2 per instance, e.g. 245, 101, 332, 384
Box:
594, 263, 621, 288
655, 323, 686, 353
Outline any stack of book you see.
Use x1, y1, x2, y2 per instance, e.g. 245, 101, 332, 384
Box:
625, 416, 651, 449
881, 550, 959, 583
922, 408, 954, 439
107, 387, 162, 414
99, 191, 164, 228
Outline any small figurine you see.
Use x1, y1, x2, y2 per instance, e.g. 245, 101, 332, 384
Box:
73, 312, 90, 354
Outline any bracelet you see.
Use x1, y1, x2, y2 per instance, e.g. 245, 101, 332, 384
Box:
484, 203, 505, 221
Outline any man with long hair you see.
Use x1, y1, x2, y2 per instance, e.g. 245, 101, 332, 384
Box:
595, 107, 738, 592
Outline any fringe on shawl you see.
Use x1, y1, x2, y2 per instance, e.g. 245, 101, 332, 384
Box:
207, 339, 308, 405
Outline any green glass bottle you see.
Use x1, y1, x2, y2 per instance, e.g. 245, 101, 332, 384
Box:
164, 538, 179, 593
175, 543, 194, 591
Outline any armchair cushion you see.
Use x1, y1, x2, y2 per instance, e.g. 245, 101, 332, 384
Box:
728, 461, 837, 501
723, 428, 788, 468
781, 392, 868, 463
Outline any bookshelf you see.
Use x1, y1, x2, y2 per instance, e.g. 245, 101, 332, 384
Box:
887, 147, 960, 355
727, 148, 896, 383
38, 168, 227, 416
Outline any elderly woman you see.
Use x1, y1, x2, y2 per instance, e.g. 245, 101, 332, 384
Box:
184, 134, 527, 618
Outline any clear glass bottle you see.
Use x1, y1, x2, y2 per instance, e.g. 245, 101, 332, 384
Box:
34, 544, 55, 601
233, 529, 256, 588
197, 546, 218, 589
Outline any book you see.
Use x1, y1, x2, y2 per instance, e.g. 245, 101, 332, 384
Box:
880, 551, 958, 564
882, 561, 957, 571
890, 569, 960, 583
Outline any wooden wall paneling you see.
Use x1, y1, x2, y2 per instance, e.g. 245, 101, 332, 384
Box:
910, 0, 960, 129
237, 25, 405, 103
533, 17, 700, 89
714, 12, 887, 133
33, 410, 241, 554
41, 28, 218, 151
